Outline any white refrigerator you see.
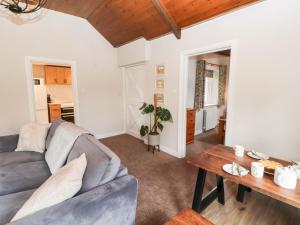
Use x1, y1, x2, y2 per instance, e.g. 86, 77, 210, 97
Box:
34, 79, 49, 124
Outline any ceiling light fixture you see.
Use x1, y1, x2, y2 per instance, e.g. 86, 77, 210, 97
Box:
0, 0, 47, 14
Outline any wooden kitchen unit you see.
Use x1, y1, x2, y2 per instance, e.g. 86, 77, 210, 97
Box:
48, 104, 62, 122
45, 65, 72, 85
186, 108, 196, 144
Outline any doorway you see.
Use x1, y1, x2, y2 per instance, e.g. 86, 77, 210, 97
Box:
178, 41, 237, 158
186, 50, 231, 156
123, 63, 146, 138
25, 57, 80, 125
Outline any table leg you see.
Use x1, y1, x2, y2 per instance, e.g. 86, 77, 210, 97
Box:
192, 168, 207, 212
192, 169, 225, 213
216, 176, 225, 205
236, 184, 249, 202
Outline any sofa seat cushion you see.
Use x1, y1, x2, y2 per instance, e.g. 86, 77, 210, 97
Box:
0, 161, 51, 196
0, 151, 44, 168
0, 189, 35, 225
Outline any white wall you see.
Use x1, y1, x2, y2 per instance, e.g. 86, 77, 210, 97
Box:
120, 0, 300, 160
0, 9, 124, 137
118, 38, 150, 67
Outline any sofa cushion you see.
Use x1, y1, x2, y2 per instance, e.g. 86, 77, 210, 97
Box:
15, 123, 49, 153
0, 189, 35, 225
0, 161, 51, 196
0, 151, 44, 168
11, 154, 87, 222
0, 135, 19, 153
45, 119, 64, 150
67, 135, 110, 193
46, 123, 89, 174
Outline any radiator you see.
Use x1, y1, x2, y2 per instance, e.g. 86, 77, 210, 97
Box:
202, 107, 218, 132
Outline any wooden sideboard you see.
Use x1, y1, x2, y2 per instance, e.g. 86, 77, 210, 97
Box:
186, 108, 196, 144
218, 117, 226, 144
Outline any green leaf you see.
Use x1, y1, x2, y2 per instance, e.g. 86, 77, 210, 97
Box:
158, 108, 172, 122
142, 104, 154, 114
139, 102, 147, 111
157, 122, 164, 132
140, 125, 149, 136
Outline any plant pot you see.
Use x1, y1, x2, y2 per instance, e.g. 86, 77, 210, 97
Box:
148, 133, 160, 146
143, 135, 148, 145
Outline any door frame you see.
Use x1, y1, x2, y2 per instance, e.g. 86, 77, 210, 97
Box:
25, 56, 80, 125
178, 40, 238, 158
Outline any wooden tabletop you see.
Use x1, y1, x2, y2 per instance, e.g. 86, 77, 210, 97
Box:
164, 208, 214, 225
187, 145, 300, 209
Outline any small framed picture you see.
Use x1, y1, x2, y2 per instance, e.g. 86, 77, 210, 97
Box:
155, 93, 164, 105
155, 79, 164, 89
156, 64, 165, 75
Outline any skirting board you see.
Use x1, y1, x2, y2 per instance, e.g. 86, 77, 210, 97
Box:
126, 131, 183, 158
195, 129, 203, 136
95, 131, 125, 139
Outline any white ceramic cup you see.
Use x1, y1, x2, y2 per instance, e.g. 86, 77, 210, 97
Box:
251, 162, 264, 178
234, 145, 245, 157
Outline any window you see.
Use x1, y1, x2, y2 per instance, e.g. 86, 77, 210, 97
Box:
204, 72, 219, 106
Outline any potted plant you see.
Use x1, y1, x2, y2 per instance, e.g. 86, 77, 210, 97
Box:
139, 102, 173, 146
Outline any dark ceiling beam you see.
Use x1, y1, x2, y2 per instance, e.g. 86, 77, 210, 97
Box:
151, 0, 181, 39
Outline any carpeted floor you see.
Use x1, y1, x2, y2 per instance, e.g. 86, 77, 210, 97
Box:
101, 134, 300, 225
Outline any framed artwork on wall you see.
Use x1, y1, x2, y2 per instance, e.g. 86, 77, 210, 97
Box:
154, 93, 164, 105
156, 64, 165, 75
155, 79, 164, 89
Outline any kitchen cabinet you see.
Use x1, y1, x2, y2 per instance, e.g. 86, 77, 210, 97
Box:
48, 104, 61, 122
44, 66, 72, 85
44, 66, 57, 84
64, 67, 72, 85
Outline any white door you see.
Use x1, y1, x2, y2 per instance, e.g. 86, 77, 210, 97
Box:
124, 64, 146, 138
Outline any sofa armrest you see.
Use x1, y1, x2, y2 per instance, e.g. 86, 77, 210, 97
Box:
0, 135, 19, 153
8, 175, 138, 225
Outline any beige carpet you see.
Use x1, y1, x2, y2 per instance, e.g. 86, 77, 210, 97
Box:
101, 134, 300, 225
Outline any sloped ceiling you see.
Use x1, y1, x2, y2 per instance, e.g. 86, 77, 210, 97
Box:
43, 0, 261, 47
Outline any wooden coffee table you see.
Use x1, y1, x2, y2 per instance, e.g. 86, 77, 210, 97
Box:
187, 145, 300, 212
164, 208, 214, 225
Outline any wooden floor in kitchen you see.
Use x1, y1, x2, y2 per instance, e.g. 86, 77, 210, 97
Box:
101, 134, 300, 225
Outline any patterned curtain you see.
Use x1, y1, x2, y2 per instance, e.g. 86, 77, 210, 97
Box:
218, 65, 227, 105
194, 60, 206, 111
205, 70, 214, 78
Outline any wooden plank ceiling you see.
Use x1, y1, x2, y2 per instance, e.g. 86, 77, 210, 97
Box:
44, 0, 261, 47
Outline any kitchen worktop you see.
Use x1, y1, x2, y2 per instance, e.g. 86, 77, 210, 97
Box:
48, 102, 74, 108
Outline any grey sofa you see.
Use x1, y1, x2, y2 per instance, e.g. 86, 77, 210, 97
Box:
0, 121, 138, 225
